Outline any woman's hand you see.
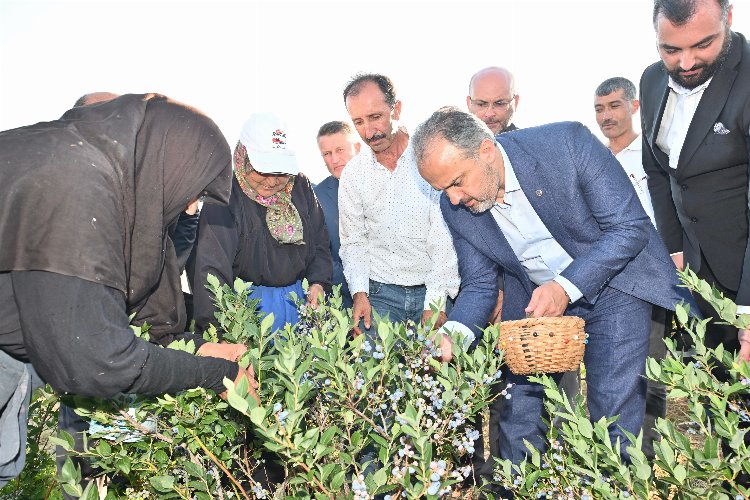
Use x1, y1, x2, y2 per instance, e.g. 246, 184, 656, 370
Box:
306, 283, 325, 309
197, 342, 247, 362
220, 364, 260, 403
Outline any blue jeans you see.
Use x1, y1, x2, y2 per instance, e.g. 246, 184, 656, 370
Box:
497, 286, 651, 464
366, 280, 427, 326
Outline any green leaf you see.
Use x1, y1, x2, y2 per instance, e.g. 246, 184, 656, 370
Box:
260, 313, 275, 334
52, 430, 75, 452
79, 481, 99, 500
577, 417, 594, 439
226, 385, 250, 415
373, 467, 388, 487
675, 304, 688, 326
331, 470, 346, 490
206, 273, 220, 290
673, 464, 687, 484
249, 407, 267, 426
60, 457, 79, 483
184, 461, 204, 478
667, 388, 689, 399
149, 475, 176, 492
61, 483, 83, 498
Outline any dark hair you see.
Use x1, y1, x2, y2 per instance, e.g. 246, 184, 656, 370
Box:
595, 77, 637, 101
653, 0, 730, 26
412, 106, 494, 167
317, 120, 353, 139
343, 73, 397, 108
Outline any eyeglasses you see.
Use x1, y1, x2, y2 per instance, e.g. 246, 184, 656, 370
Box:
469, 96, 516, 111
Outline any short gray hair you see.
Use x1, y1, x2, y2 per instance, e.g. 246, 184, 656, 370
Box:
412, 106, 495, 167
595, 77, 637, 102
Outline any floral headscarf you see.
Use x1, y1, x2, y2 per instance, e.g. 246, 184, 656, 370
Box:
233, 141, 304, 245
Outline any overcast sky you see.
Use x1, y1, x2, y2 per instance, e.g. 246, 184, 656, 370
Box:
2, 0, 749, 182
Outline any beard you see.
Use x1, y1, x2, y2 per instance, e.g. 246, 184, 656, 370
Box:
466, 161, 502, 214
664, 28, 732, 89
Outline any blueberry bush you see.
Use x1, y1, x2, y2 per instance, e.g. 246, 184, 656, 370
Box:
492, 268, 750, 500
4, 269, 749, 499
50, 278, 502, 499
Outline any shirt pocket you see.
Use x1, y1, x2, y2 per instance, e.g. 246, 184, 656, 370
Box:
395, 191, 430, 241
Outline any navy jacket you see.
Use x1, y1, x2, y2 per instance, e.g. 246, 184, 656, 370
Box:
444, 122, 696, 336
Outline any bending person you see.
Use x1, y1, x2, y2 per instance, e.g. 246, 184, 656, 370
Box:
0, 94, 255, 484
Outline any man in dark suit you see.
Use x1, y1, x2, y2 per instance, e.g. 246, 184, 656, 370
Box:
313, 121, 360, 308
411, 107, 695, 464
641, 0, 750, 360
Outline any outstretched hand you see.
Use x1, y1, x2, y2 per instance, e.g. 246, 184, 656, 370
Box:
306, 283, 325, 309
421, 309, 448, 330
197, 342, 247, 362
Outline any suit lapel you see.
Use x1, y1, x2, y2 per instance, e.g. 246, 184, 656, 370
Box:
648, 73, 672, 170
678, 33, 741, 172
501, 141, 576, 259
471, 209, 533, 295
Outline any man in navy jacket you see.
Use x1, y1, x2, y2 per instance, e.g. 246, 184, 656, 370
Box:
412, 107, 695, 464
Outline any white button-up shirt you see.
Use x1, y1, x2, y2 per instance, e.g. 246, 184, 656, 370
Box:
338, 133, 460, 311
656, 77, 712, 169
442, 145, 582, 346
490, 145, 582, 302
615, 135, 657, 228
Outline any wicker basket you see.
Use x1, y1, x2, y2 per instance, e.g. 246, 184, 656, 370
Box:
498, 316, 586, 375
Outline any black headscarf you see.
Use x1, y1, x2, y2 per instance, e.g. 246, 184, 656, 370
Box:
0, 94, 232, 339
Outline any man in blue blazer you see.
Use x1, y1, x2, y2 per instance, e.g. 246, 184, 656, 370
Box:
313, 121, 360, 308
411, 107, 695, 464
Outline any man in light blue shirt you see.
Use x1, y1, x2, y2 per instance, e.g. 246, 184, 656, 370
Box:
411, 107, 695, 469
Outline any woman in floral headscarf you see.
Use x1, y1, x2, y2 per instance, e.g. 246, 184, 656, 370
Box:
191, 112, 332, 334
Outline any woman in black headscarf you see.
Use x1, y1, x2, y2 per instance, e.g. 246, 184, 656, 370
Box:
0, 94, 254, 410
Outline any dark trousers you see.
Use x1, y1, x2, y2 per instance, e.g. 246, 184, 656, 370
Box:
499, 288, 651, 464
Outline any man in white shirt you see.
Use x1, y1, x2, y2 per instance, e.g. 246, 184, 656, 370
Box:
594, 76, 669, 460
640, 0, 750, 362
339, 73, 460, 332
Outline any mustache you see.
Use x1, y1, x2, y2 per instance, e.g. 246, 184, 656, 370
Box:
366, 133, 387, 143
679, 64, 707, 74
601, 120, 617, 127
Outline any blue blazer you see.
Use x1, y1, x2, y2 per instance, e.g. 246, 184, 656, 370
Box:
444, 122, 696, 336
313, 176, 350, 301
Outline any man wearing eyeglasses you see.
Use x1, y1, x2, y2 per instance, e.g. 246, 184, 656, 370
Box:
467, 67, 520, 135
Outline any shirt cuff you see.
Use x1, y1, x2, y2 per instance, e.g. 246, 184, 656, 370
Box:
737, 305, 750, 315
553, 276, 583, 303
348, 276, 370, 296
440, 321, 475, 349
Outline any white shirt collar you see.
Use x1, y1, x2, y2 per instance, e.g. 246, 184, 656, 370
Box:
668, 76, 712, 96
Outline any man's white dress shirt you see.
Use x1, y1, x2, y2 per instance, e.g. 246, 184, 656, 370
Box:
338, 133, 460, 311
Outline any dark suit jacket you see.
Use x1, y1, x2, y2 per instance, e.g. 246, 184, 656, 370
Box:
444, 122, 695, 336
313, 175, 350, 301
641, 31, 750, 306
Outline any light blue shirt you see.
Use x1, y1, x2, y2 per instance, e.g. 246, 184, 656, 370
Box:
442, 144, 583, 347
490, 145, 583, 303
